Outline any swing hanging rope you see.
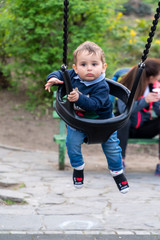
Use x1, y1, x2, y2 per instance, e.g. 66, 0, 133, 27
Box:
141, 2, 160, 63
62, 0, 69, 68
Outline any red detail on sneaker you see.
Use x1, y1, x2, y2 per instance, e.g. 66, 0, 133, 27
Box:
122, 181, 127, 185
76, 178, 83, 181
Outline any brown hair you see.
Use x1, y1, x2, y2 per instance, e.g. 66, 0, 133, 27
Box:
73, 41, 106, 64
119, 58, 160, 100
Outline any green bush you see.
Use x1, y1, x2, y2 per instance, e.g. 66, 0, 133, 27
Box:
0, 0, 123, 105
0, 0, 159, 110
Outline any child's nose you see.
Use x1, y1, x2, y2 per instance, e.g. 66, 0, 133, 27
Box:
87, 65, 92, 71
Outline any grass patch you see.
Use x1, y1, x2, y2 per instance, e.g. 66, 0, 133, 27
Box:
1, 198, 27, 205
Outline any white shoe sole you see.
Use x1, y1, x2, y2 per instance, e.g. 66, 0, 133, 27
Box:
120, 187, 130, 194
74, 184, 83, 189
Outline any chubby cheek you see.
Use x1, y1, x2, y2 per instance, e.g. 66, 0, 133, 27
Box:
78, 68, 85, 76
75, 66, 82, 73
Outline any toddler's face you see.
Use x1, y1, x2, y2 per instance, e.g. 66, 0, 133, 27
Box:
73, 50, 107, 81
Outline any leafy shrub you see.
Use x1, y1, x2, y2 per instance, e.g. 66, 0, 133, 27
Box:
0, 0, 159, 110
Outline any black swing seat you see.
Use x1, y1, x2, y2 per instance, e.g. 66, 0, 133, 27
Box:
55, 77, 132, 144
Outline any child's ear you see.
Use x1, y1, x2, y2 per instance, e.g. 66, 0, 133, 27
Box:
73, 64, 78, 73
102, 63, 107, 73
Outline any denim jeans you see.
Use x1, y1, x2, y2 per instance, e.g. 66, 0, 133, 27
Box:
66, 125, 123, 171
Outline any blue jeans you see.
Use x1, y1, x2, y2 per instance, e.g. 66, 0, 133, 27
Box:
66, 126, 123, 171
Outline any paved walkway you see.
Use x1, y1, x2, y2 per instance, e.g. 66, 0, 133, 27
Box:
0, 145, 160, 237
0, 234, 159, 240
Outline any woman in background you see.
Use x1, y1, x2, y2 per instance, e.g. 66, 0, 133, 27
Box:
116, 58, 160, 175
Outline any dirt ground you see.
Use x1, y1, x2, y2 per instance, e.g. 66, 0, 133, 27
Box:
0, 90, 159, 173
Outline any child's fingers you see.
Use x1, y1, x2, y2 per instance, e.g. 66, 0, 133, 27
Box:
58, 80, 64, 84
67, 91, 79, 102
69, 90, 76, 95
69, 91, 74, 95
68, 92, 76, 98
45, 85, 51, 92
48, 79, 63, 84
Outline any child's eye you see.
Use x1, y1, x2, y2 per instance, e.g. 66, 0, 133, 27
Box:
81, 63, 86, 66
92, 63, 97, 66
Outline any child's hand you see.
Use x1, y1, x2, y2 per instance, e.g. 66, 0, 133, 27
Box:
45, 77, 63, 92
67, 90, 79, 102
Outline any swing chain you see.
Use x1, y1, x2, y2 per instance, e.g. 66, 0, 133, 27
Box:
62, 0, 69, 69
141, 1, 160, 63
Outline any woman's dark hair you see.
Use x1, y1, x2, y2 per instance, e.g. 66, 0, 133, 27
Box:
119, 58, 160, 100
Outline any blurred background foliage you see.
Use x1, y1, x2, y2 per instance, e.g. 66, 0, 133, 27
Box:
0, 0, 160, 111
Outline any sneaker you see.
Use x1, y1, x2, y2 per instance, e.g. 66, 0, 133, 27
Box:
155, 164, 160, 176
73, 169, 84, 189
113, 173, 130, 194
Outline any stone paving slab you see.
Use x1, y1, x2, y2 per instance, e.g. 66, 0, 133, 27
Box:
0, 147, 160, 235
